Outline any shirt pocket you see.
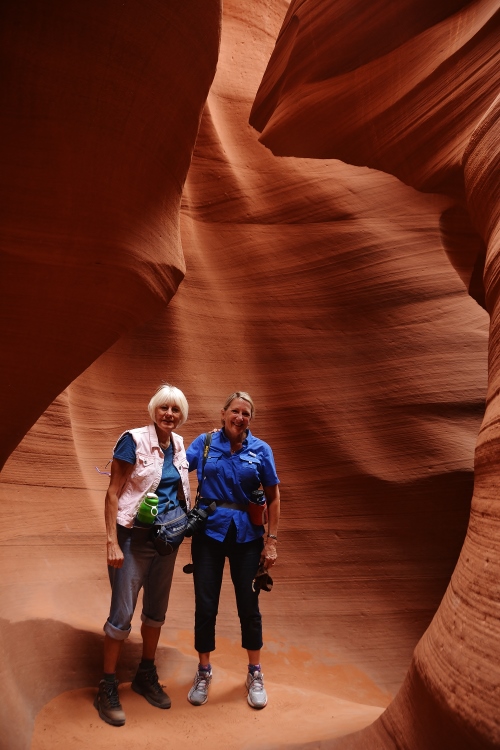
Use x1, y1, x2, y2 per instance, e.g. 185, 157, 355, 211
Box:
237, 454, 262, 482
203, 454, 220, 479
134, 452, 155, 477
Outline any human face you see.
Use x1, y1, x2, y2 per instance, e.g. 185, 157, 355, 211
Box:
154, 403, 182, 442
221, 398, 252, 442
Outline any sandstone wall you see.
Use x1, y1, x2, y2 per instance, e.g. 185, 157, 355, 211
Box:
0, 1, 496, 748
0, 1, 220, 747
251, 0, 500, 747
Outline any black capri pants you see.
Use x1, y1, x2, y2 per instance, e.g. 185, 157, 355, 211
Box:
192, 522, 264, 654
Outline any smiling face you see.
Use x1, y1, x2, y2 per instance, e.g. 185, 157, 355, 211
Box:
154, 402, 182, 442
221, 397, 253, 443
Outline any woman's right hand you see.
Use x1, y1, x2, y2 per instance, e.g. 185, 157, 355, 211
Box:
104, 457, 134, 568
107, 540, 124, 568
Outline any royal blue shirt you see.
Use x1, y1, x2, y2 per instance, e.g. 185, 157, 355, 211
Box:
186, 428, 279, 543
114, 432, 180, 514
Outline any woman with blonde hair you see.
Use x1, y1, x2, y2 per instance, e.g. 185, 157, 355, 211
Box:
186, 391, 280, 710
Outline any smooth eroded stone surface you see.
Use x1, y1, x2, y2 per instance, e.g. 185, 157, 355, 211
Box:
250, 0, 500, 193
0, 1, 495, 748
250, 0, 499, 312
250, 0, 500, 747
0, 1, 220, 747
0, 0, 221, 469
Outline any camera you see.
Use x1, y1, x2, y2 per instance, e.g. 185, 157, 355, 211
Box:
184, 501, 216, 537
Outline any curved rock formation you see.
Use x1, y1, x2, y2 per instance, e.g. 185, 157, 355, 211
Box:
250, 0, 500, 311
250, 0, 499, 192
0, 1, 495, 749
251, 0, 500, 747
0, 1, 220, 748
0, 0, 221, 469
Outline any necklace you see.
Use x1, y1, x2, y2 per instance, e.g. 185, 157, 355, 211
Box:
159, 439, 171, 450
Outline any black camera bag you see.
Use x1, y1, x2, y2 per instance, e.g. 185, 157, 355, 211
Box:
151, 504, 188, 556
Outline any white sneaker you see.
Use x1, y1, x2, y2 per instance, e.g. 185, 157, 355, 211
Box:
188, 669, 212, 706
245, 670, 267, 709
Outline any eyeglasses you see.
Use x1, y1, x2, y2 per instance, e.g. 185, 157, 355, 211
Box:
252, 563, 273, 593
95, 461, 111, 477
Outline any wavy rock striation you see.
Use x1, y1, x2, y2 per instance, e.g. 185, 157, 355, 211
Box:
0, 0, 221, 469
0, 1, 220, 748
0, 1, 495, 749
252, 0, 500, 747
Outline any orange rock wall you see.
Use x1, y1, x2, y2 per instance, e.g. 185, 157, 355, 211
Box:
252, 0, 500, 747
0, 1, 496, 748
0, 1, 220, 748
0, 0, 221, 469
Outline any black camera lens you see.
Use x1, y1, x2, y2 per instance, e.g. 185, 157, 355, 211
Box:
184, 502, 216, 537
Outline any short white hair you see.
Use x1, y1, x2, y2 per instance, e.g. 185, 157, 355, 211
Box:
148, 384, 189, 426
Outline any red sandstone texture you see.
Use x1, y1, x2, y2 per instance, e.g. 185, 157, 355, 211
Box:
252, 0, 500, 748
0, 1, 496, 749
0, 0, 221, 469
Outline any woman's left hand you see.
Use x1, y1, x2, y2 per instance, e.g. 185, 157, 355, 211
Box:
261, 538, 277, 568
261, 484, 280, 569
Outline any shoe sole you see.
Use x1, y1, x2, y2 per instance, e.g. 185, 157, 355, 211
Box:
131, 681, 171, 709
247, 694, 267, 709
187, 694, 208, 706
93, 695, 126, 726
187, 690, 208, 706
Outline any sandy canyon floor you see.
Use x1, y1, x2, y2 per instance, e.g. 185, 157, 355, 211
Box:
31, 631, 387, 750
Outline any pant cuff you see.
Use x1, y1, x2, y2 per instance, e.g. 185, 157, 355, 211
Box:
141, 613, 165, 628
103, 620, 131, 641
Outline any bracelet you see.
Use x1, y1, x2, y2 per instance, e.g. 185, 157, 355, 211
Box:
267, 534, 278, 541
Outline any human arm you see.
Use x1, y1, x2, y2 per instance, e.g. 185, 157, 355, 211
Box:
104, 457, 135, 568
186, 433, 204, 472
261, 484, 280, 569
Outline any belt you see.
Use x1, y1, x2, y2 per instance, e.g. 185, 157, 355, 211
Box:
202, 499, 247, 512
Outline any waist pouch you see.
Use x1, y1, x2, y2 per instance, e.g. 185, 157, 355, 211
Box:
151, 504, 188, 556
247, 498, 268, 526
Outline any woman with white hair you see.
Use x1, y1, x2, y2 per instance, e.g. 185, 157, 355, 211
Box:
94, 383, 191, 727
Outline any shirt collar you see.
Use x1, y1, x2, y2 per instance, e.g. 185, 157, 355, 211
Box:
149, 423, 160, 448
220, 428, 251, 446
149, 423, 181, 455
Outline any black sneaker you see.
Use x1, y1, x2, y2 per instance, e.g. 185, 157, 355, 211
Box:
94, 679, 126, 726
131, 665, 172, 709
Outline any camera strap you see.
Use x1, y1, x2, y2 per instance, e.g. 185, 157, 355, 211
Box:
194, 432, 213, 506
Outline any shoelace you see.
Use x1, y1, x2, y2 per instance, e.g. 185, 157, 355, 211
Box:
249, 674, 266, 695
249, 673, 264, 689
104, 682, 121, 708
144, 668, 163, 693
195, 672, 210, 689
